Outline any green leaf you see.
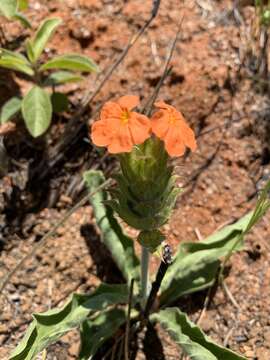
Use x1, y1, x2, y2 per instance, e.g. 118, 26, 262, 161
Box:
51, 92, 68, 113
0, 0, 17, 18
29, 17, 62, 62
152, 308, 246, 360
25, 41, 35, 63
18, 0, 28, 11
40, 54, 99, 73
0, 48, 34, 76
44, 71, 83, 86
79, 309, 126, 360
84, 170, 140, 283
10, 283, 128, 360
160, 212, 253, 305
13, 12, 31, 28
21, 86, 52, 137
0, 97, 21, 124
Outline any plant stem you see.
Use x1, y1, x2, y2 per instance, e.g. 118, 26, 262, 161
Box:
141, 246, 150, 308
143, 260, 169, 319
125, 279, 134, 360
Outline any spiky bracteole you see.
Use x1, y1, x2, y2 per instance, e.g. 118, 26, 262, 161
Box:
107, 138, 181, 240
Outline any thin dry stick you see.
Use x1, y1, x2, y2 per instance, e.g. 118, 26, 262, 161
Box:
79, 3, 160, 113
196, 284, 215, 326
221, 280, 240, 309
124, 279, 134, 360
143, 16, 184, 116
0, 179, 112, 296
110, 341, 118, 360
117, 337, 124, 360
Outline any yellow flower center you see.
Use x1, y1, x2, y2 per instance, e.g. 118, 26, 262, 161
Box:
121, 110, 130, 124
169, 113, 177, 124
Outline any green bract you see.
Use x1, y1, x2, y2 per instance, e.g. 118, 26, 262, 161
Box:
108, 137, 181, 233
138, 229, 165, 253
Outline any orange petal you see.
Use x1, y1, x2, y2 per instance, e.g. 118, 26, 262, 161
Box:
164, 126, 186, 157
100, 101, 122, 121
174, 119, 197, 151
154, 101, 173, 111
151, 110, 170, 139
108, 123, 134, 153
129, 113, 151, 145
91, 119, 111, 147
117, 95, 139, 110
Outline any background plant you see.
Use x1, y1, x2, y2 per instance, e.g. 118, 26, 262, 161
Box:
0, 17, 99, 137
0, 0, 31, 29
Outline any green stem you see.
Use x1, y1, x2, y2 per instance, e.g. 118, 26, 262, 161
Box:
141, 246, 150, 308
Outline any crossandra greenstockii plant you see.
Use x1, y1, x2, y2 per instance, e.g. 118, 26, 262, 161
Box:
0, 16, 99, 137
10, 96, 270, 360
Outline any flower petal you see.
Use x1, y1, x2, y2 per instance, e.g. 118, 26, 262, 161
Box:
176, 119, 197, 151
91, 119, 111, 147
117, 95, 139, 110
164, 126, 186, 157
100, 101, 122, 120
151, 110, 170, 139
154, 101, 173, 111
108, 123, 134, 153
129, 112, 151, 145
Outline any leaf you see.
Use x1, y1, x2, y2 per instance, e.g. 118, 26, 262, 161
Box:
40, 54, 99, 73
44, 71, 83, 86
10, 283, 128, 360
29, 17, 62, 62
79, 309, 126, 360
0, 97, 21, 124
21, 86, 52, 137
160, 212, 253, 305
0, 48, 33, 76
51, 92, 68, 113
0, 0, 17, 18
18, 0, 28, 11
83, 170, 140, 283
13, 12, 31, 28
25, 41, 35, 64
152, 308, 247, 360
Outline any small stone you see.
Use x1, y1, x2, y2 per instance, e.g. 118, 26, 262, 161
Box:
245, 350, 255, 358
69, 341, 79, 357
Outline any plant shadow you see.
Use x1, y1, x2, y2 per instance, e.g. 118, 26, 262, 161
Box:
143, 322, 166, 360
80, 222, 125, 284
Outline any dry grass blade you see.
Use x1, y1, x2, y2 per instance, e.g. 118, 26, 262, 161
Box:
142, 16, 184, 116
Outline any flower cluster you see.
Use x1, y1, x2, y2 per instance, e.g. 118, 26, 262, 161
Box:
90, 95, 197, 157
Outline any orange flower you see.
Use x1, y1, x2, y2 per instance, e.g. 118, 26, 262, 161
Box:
151, 101, 197, 157
91, 95, 151, 154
